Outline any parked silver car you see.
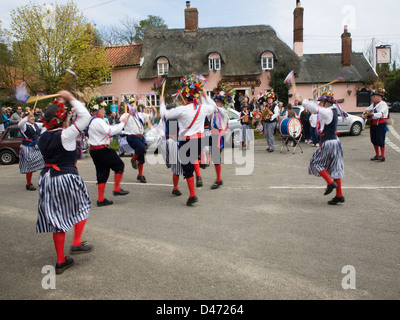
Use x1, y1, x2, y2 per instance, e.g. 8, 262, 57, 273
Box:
144, 107, 242, 151
279, 105, 365, 136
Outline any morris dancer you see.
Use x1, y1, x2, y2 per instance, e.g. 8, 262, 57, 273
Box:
36, 90, 92, 274
303, 91, 346, 205
18, 110, 45, 190
362, 88, 389, 162
87, 96, 129, 207
119, 96, 156, 183
209, 86, 233, 189
160, 74, 216, 206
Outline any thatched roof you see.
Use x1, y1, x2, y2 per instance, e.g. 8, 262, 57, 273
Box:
137, 25, 301, 79
295, 53, 377, 84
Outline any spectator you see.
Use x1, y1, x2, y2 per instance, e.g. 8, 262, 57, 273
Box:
110, 100, 119, 117
299, 105, 311, 144
34, 107, 43, 122
10, 106, 23, 125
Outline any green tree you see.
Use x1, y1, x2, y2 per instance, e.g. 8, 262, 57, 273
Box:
134, 15, 168, 44
9, 1, 110, 95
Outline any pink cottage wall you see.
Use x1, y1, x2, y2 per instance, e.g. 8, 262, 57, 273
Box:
289, 83, 368, 114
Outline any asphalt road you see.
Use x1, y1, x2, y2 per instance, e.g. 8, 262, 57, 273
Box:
1, 113, 399, 302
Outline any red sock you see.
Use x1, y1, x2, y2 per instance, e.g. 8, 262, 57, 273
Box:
114, 173, 123, 192
215, 164, 222, 182
319, 169, 333, 185
131, 153, 139, 162
138, 163, 144, 176
53, 232, 66, 263
194, 161, 201, 178
173, 174, 180, 190
374, 145, 380, 156
97, 183, 106, 202
26, 172, 32, 186
72, 219, 87, 246
186, 176, 196, 197
380, 146, 385, 158
334, 179, 343, 198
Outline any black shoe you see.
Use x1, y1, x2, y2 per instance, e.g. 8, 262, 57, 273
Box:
266, 148, 270, 151
211, 180, 223, 189
131, 160, 137, 169
200, 163, 208, 169
267, 149, 274, 152
113, 189, 129, 196
328, 196, 345, 205
55, 256, 74, 274
97, 198, 113, 207
186, 195, 199, 206
172, 189, 182, 196
70, 241, 93, 255
196, 176, 203, 187
379, 156, 385, 162
324, 181, 337, 195
26, 184, 36, 191
370, 155, 380, 161
137, 175, 147, 183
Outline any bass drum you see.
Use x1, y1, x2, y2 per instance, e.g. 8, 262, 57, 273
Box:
279, 118, 302, 139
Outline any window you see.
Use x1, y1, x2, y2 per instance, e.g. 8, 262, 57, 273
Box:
102, 72, 112, 84
146, 94, 160, 107
208, 53, 221, 71
102, 96, 113, 106
261, 52, 274, 70
157, 57, 169, 76
312, 85, 332, 98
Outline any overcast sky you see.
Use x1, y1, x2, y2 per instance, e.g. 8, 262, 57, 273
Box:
1, 0, 399, 63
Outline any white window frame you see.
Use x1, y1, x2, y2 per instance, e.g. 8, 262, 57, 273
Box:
312, 84, 332, 98
102, 95, 113, 105
209, 57, 221, 71
261, 52, 274, 71
157, 57, 169, 76
101, 71, 112, 84
145, 94, 160, 107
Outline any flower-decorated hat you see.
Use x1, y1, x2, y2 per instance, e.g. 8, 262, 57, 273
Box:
43, 99, 68, 130
211, 85, 236, 107
88, 96, 107, 112
265, 90, 276, 101
317, 91, 337, 104
178, 73, 205, 101
371, 87, 387, 97
125, 95, 136, 104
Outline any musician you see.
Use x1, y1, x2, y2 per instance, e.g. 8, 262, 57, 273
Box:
160, 74, 216, 206
303, 91, 346, 205
362, 88, 389, 162
239, 104, 254, 150
262, 91, 279, 152
87, 96, 129, 207
18, 110, 45, 190
36, 90, 92, 274
119, 97, 156, 183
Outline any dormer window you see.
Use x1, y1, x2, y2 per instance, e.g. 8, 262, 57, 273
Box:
157, 57, 169, 76
261, 52, 274, 70
208, 53, 221, 71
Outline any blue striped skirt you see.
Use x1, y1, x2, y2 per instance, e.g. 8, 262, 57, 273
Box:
161, 138, 184, 175
308, 138, 344, 179
19, 144, 45, 174
36, 171, 91, 233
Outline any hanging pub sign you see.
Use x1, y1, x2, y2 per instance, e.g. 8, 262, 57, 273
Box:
376, 45, 391, 64
218, 79, 261, 88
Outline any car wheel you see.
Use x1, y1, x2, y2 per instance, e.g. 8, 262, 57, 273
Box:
0, 150, 17, 165
350, 122, 362, 136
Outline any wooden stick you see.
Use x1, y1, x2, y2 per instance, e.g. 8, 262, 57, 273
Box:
161, 79, 166, 97
145, 96, 153, 108
26, 93, 59, 104
313, 79, 340, 95
179, 93, 186, 105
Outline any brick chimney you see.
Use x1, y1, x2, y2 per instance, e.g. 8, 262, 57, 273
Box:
341, 25, 352, 67
293, 0, 304, 56
185, 1, 198, 31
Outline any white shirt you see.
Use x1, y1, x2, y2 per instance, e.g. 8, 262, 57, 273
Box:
88, 115, 125, 146
365, 100, 389, 119
303, 99, 334, 133
47, 100, 91, 151
160, 97, 216, 137
120, 111, 150, 135
309, 113, 318, 127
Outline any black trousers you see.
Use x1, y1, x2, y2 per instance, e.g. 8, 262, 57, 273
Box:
90, 147, 124, 184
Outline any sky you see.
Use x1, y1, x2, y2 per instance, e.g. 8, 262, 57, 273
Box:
1, 0, 400, 65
